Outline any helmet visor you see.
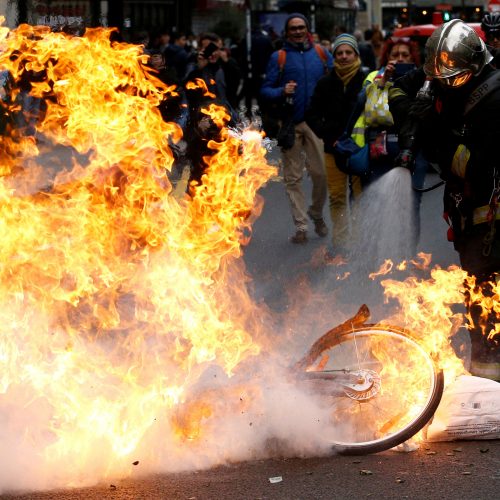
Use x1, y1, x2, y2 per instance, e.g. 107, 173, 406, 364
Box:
435, 70, 473, 88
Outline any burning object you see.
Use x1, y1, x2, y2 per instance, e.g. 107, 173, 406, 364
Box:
0, 22, 275, 490
0, 19, 498, 495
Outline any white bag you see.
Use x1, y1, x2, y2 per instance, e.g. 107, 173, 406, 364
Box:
425, 375, 500, 442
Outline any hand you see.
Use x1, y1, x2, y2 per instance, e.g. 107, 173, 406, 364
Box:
218, 49, 228, 62
381, 62, 395, 85
283, 80, 297, 96
197, 52, 209, 69
394, 149, 415, 173
410, 96, 433, 120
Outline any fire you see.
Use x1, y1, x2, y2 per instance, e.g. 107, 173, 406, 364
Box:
463, 275, 500, 342
0, 23, 275, 488
380, 265, 469, 381
185, 78, 216, 99
0, 21, 499, 493
369, 259, 394, 279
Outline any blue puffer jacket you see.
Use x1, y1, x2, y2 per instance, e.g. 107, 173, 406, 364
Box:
260, 41, 333, 124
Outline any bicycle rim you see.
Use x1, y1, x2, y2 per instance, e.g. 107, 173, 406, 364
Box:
305, 326, 444, 455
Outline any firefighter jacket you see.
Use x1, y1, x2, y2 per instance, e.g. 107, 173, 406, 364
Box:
389, 66, 500, 231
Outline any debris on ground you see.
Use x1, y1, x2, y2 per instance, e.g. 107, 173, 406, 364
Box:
269, 476, 283, 484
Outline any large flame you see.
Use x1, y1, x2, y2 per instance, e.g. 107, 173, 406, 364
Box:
1, 21, 499, 494
0, 23, 276, 489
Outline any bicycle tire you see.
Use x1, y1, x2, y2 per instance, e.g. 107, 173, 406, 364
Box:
302, 324, 444, 455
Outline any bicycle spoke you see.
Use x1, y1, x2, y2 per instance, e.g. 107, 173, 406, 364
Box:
310, 327, 440, 450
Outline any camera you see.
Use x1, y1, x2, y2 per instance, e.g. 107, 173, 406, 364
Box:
200, 42, 219, 59
393, 63, 416, 79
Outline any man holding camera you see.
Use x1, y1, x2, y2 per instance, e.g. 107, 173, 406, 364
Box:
183, 33, 235, 191
261, 14, 332, 244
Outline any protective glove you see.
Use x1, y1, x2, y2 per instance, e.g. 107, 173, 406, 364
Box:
394, 149, 415, 173
409, 96, 434, 120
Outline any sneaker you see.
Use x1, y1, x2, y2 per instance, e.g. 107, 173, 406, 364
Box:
290, 230, 307, 244
307, 211, 328, 237
312, 218, 328, 237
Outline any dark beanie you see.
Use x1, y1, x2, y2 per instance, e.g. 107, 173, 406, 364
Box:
284, 13, 310, 32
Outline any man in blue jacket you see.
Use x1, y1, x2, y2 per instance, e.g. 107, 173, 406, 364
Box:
261, 13, 333, 243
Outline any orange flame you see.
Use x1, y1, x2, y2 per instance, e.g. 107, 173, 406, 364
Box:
381, 265, 469, 382
185, 78, 217, 99
0, 24, 276, 486
369, 259, 394, 279
464, 275, 500, 342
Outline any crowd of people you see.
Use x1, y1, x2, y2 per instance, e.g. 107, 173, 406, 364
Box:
137, 13, 500, 382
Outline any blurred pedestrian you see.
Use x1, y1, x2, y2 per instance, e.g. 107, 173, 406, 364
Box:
219, 46, 243, 110
239, 26, 274, 125
146, 28, 171, 54
320, 39, 333, 54
370, 26, 385, 67
354, 30, 376, 71
261, 13, 333, 244
183, 33, 234, 192
164, 31, 189, 81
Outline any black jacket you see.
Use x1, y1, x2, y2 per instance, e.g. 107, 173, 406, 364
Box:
305, 68, 368, 154
390, 65, 500, 212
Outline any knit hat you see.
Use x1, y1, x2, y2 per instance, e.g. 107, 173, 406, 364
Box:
332, 33, 360, 56
284, 13, 310, 33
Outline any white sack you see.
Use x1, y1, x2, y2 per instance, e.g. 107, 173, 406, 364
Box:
426, 375, 500, 442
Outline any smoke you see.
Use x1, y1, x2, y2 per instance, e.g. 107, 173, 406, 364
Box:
0, 347, 338, 493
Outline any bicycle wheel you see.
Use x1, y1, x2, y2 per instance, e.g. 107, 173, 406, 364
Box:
302, 325, 444, 455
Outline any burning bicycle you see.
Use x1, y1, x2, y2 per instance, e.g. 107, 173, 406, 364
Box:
293, 304, 444, 455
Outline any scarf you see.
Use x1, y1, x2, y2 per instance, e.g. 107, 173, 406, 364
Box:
334, 59, 361, 87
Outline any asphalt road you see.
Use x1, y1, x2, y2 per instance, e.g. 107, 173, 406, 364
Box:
2, 441, 499, 499
2, 151, 499, 499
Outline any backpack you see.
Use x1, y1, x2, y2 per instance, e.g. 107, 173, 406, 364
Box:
276, 44, 329, 78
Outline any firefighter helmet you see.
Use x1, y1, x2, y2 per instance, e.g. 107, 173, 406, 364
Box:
424, 19, 492, 87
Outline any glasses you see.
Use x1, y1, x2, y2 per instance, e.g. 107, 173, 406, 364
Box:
288, 25, 307, 32
390, 36, 411, 43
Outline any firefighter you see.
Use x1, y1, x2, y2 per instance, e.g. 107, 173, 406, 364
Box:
389, 19, 500, 381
